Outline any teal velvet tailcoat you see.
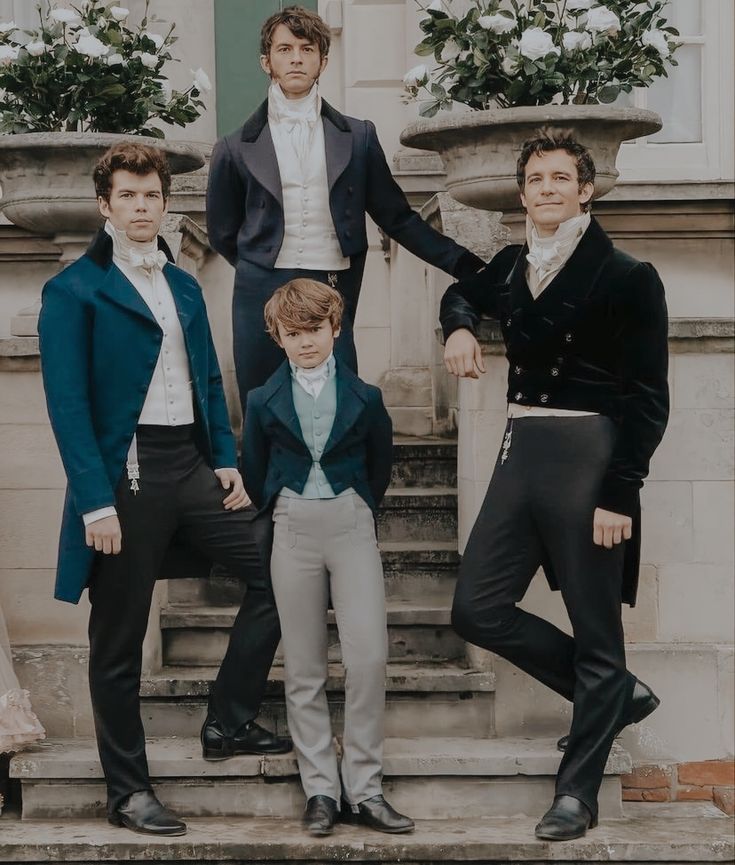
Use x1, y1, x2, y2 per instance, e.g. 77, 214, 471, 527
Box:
38, 230, 237, 604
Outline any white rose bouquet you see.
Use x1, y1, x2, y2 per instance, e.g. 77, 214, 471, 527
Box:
404, 0, 679, 116
0, 0, 212, 135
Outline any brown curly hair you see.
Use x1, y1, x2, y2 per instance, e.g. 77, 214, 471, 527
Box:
93, 142, 171, 202
516, 128, 596, 210
260, 5, 331, 59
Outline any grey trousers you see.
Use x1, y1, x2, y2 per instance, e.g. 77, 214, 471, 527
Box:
270, 493, 387, 804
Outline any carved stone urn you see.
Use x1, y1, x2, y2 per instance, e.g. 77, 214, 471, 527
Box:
0, 132, 204, 334
400, 105, 662, 212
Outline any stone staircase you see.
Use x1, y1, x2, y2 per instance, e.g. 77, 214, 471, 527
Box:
4, 438, 733, 862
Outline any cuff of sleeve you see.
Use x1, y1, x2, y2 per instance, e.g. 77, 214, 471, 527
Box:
597, 478, 639, 518
82, 506, 117, 527
441, 319, 478, 344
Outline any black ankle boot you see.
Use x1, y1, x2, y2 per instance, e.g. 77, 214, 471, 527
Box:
535, 795, 596, 841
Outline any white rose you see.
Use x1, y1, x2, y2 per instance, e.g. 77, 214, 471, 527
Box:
106, 52, 125, 65
585, 6, 621, 35
50, 8, 82, 25
565, 0, 593, 10
477, 14, 515, 34
142, 31, 164, 50
0, 20, 16, 33
641, 28, 670, 57
75, 34, 108, 58
562, 30, 592, 52
25, 40, 47, 57
109, 7, 130, 21
519, 27, 560, 61
403, 63, 429, 87
440, 38, 461, 62
137, 51, 159, 69
76, 27, 91, 38
0, 44, 19, 64
190, 66, 212, 92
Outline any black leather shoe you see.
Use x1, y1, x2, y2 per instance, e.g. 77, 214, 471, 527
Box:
341, 795, 414, 834
557, 679, 661, 751
303, 795, 338, 836
201, 716, 292, 759
108, 790, 186, 836
535, 795, 596, 841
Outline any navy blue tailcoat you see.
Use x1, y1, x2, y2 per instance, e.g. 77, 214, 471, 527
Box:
242, 361, 393, 515
38, 230, 237, 604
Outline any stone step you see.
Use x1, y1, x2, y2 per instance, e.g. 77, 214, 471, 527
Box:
2, 804, 731, 863
10, 736, 630, 820
377, 488, 457, 543
140, 663, 495, 740
389, 437, 457, 489
160, 601, 463, 666
166, 541, 460, 607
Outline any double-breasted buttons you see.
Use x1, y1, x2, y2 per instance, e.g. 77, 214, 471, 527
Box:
551, 367, 560, 377
565, 333, 573, 343
506, 318, 512, 327
539, 393, 549, 403
514, 391, 523, 401
514, 365, 523, 375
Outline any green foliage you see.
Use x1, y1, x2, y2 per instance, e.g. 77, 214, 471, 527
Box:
0, 0, 210, 135
404, 0, 679, 112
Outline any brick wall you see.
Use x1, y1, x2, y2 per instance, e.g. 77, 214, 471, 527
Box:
622, 760, 735, 815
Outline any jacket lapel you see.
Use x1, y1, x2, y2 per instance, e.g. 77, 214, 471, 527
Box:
165, 266, 201, 333
264, 362, 308, 450
240, 100, 284, 208
505, 218, 616, 351
323, 363, 368, 454
321, 100, 352, 193
97, 263, 157, 325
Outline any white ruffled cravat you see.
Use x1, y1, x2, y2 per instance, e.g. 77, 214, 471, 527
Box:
291, 353, 335, 399
104, 221, 168, 271
267, 81, 321, 172
525, 211, 591, 292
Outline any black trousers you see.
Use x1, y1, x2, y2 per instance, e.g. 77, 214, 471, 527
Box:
451, 416, 635, 816
88, 425, 281, 812
232, 258, 364, 418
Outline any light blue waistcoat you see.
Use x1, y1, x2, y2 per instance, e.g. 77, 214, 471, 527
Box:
281, 363, 350, 500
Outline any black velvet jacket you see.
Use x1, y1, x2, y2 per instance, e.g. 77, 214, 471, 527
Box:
440, 218, 670, 522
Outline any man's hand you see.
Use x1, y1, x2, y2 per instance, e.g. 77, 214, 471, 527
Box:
444, 328, 486, 379
593, 508, 632, 549
85, 515, 122, 555
215, 468, 251, 510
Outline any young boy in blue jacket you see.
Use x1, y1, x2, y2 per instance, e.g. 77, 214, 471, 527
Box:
243, 279, 414, 837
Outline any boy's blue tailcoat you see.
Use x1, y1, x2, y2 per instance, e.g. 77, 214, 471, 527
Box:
243, 361, 392, 514
38, 230, 237, 604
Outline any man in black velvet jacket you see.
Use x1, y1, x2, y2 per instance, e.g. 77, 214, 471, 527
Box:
441, 131, 669, 841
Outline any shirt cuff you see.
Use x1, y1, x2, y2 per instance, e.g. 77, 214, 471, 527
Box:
214, 467, 238, 472
82, 506, 118, 527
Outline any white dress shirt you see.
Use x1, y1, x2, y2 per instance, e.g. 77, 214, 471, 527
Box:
83, 222, 196, 526
268, 83, 349, 272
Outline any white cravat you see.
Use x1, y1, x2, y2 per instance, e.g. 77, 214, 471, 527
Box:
290, 353, 335, 398
268, 81, 320, 173
525, 211, 591, 297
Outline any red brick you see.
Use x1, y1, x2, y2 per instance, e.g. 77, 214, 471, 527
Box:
677, 760, 735, 787
714, 787, 735, 816
641, 789, 670, 802
676, 786, 714, 801
622, 765, 673, 789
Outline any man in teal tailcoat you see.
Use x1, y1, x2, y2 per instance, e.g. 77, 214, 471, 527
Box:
38, 142, 290, 838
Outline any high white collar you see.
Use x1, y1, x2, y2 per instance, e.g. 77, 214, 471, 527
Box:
290, 352, 335, 398
525, 211, 591, 280
267, 81, 321, 124
105, 219, 158, 257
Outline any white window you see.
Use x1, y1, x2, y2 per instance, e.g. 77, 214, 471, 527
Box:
618, 0, 734, 183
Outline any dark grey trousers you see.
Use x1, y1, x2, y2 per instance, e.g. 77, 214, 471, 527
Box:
451, 415, 635, 817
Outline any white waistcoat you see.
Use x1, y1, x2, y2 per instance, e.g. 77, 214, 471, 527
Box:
270, 118, 349, 271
